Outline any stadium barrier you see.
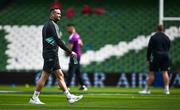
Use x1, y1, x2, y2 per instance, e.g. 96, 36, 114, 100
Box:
0, 72, 179, 88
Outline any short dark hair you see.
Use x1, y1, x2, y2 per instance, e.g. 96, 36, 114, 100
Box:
67, 23, 75, 27
157, 25, 164, 32
49, 8, 60, 13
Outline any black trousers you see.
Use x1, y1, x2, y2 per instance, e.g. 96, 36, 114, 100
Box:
66, 63, 85, 87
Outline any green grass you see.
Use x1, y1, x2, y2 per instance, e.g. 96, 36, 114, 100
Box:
0, 86, 180, 110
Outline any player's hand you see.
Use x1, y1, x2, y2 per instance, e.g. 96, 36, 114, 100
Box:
147, 61, 151, 66
70, 51, 77, 57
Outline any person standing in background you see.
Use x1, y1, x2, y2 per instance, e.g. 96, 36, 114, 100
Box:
139, 25, 171, 95
66, 24, 88, 91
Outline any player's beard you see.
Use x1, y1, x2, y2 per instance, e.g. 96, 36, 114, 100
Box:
55, 16, 60, 21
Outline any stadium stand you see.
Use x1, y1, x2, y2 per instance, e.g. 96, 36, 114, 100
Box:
0, 0, 180, 72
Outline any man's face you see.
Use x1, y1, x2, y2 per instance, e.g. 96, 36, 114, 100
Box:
53, 9, 61, 21
67, 26, 73, 33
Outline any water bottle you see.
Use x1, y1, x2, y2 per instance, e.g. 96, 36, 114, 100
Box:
73, 55, 78, 64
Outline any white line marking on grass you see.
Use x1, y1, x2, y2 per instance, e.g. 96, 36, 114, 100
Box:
0, 104, 56, 106
0, 90, 23, 93
87, 93, 137, 96
0, 90, 180, 97
0, 104, 28, 105
0, 104, 59, 106
86, 93, 180, 97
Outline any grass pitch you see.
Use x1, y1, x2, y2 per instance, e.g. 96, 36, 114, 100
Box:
0, 85, 180, 110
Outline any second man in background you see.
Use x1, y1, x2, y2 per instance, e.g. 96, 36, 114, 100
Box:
66, 24, 88, 91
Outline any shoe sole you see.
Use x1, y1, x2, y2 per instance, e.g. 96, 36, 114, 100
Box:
29, 99, 45, 105
138, 92, 151, 95
29, 102, 45, 105
79, 89, 88, 91
68, 95, 83, 104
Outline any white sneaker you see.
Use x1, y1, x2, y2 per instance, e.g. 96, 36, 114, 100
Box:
139, 89, 151, 95
29, 97, 45, 104
164, 89, 170, 95
79, 85, 88, 91
67, 94, 83, 104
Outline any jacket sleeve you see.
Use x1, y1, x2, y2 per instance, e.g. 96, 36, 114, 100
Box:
147, 37, 153, 61
50, 22, 72, 55
168, 37, 171, 50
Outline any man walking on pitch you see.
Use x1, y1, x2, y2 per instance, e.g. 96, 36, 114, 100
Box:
66, 24, 87, 91
29, 8, 83, 104
139, 25, 171, 95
